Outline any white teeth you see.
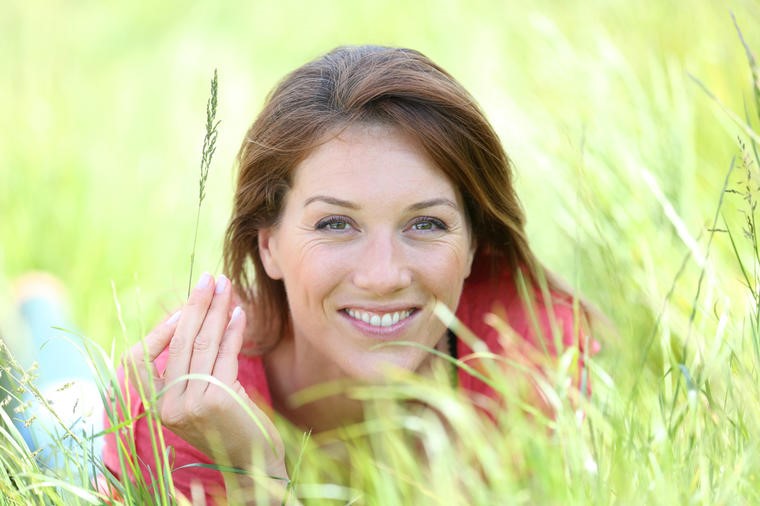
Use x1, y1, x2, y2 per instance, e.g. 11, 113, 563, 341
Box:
346, 308, 413, 327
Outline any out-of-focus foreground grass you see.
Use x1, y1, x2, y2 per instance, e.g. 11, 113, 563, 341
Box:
3, 0, 760, 504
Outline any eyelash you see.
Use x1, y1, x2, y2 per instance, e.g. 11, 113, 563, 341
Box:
314, 215, 448, 233
315, 215, 354, 231
408, 216, 448, 232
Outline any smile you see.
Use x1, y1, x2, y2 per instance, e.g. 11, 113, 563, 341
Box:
344, 308, 414, 327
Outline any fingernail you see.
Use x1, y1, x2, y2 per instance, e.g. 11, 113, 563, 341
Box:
167, 310, 182, 325
230, 305, 243, 322
196, 272, 212, 289
215, 274, 228, 294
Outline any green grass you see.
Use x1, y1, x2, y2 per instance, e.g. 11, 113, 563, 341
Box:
2, 0, 760, 504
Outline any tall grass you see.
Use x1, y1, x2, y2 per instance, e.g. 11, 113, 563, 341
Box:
187, 70, 220, 299
2, 1, 760, 504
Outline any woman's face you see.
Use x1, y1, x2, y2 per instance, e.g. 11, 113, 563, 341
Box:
258, 123, 475, 381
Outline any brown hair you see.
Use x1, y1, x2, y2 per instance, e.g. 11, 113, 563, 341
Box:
224, 45, 542, 352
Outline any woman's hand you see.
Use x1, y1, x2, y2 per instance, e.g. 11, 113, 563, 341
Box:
125, 272, 286, 477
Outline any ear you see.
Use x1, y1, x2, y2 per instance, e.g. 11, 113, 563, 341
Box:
464, 239, 477, 279
258, 227, 284, 280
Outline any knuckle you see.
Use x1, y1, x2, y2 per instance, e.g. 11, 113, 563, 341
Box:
201, 388, 227, 412
167, 335, 187, 356
216, 338, 236, 357
185, 397, 209, 419
159, 399, 208, 428
159, 404, 184, 427
191, 335, 215, 353
185, 293, 211, 310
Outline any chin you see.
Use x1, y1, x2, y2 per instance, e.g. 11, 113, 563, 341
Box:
346, 350, 431, 382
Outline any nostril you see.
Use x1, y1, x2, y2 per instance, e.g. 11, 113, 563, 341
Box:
352, 266, 413, 294
352, 238, 412, 293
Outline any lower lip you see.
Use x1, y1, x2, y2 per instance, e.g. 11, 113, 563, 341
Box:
340, 309, 418, 338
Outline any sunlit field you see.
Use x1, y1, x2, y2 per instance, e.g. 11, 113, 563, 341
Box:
2, 1, 760, 504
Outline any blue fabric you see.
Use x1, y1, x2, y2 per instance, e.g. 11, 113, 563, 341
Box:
17, 296, 93, 385
8, 293, 102, 473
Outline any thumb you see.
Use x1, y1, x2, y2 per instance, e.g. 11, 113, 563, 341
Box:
125, 309, 181, 391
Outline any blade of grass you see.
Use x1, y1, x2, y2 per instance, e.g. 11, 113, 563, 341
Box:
187, 69, 220, 298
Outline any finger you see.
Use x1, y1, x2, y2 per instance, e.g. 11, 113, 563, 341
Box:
124, 309, 181, 392
186, 274, 234, 397
231, 288, 244, 311
210, 305, 246, 387
163, 272, 215, 397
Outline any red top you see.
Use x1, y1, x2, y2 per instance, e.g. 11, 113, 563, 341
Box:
103, 261, 592, 504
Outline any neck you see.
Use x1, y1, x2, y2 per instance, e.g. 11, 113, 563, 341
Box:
263, 335, 365, 433
263, 331, 453, 433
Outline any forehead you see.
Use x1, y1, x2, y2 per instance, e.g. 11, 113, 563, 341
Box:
290, 123, 460, 200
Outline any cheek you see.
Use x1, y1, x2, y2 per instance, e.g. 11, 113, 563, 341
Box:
282, 245, 350, 311
413, 240, 472, 274
413, 244, 471, 301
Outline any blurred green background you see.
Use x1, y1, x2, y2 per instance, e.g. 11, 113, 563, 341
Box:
2, 0, 758, 361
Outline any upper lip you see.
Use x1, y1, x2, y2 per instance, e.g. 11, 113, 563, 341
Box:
338, 304, 421, 313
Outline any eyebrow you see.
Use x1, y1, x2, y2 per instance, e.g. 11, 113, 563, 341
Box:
303, 195, 359, 209
303, 195, 459, 211
406, 198, 459, 211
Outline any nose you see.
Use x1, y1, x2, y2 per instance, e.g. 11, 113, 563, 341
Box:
352, 230, 412, 295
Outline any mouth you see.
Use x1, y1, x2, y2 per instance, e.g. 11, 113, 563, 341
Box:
342, 307, 417, 328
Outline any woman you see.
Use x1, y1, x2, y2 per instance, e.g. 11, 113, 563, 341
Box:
103, 45, 592, 504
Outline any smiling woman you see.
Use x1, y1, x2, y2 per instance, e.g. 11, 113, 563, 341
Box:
258, 124, 476, 384
103, 45, 594, 505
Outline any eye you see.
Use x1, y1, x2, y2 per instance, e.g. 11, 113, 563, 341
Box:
315, 215, 354, 232
408, 216, 448, 232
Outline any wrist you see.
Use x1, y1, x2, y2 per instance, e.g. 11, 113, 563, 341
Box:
222, 469, 294, 506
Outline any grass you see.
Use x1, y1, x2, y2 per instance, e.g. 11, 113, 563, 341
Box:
187, 69, 220, 299
2, 0, 760, 504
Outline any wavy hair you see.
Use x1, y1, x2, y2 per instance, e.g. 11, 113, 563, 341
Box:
224, 45, 541, 352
